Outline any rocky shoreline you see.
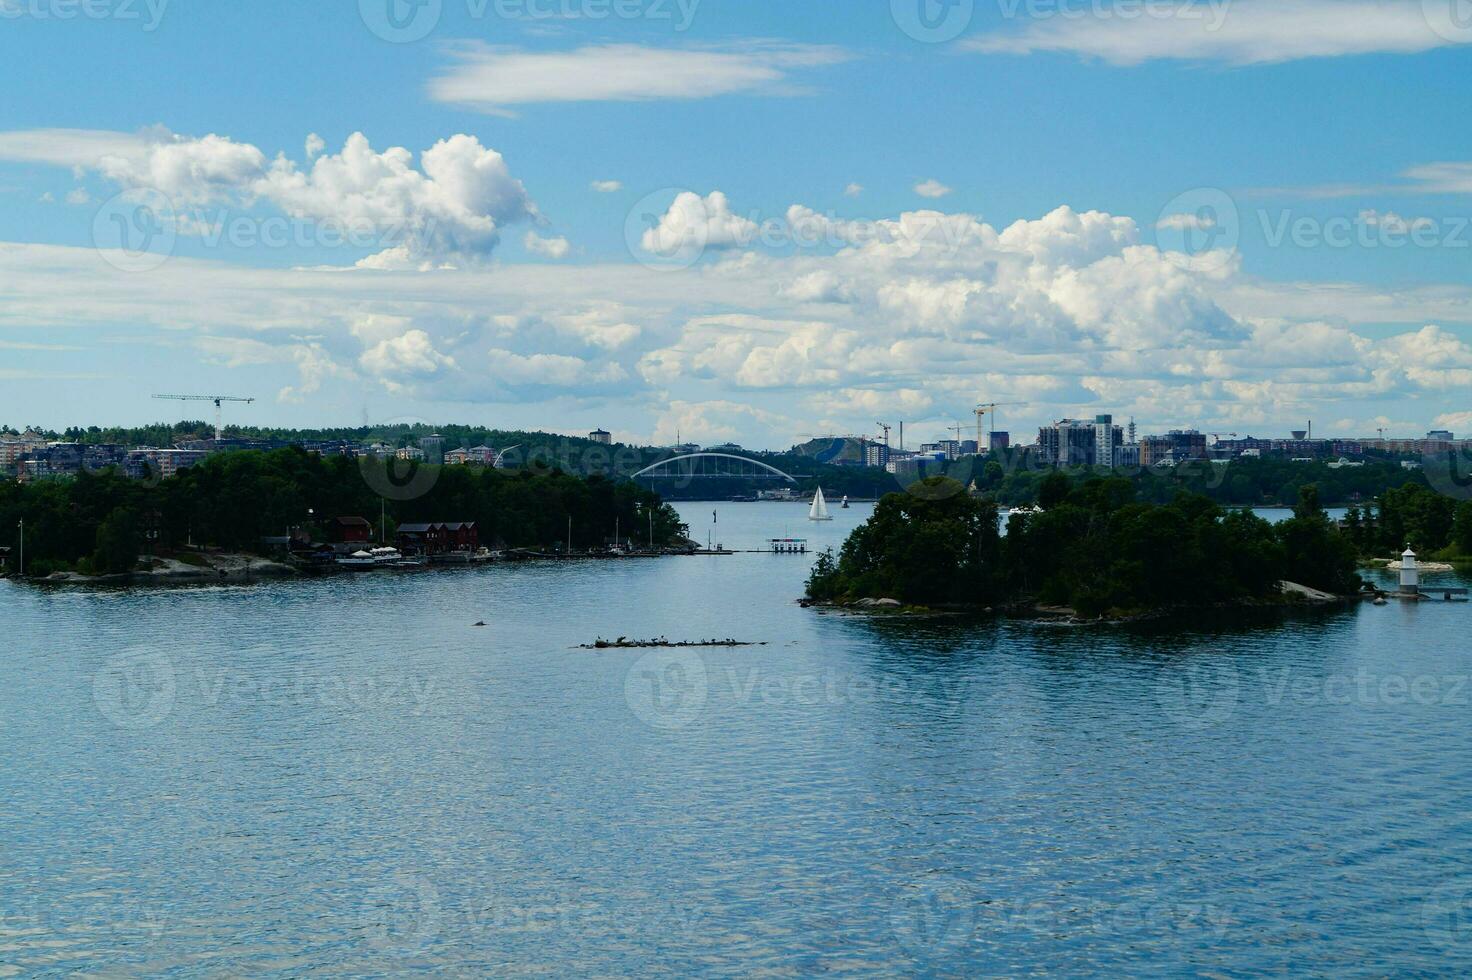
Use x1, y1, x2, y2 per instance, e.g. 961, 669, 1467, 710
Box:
802, 580, 1363, 625
34, 554, 299, 586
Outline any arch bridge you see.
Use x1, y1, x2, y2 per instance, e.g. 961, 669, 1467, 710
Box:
631, 453, 797, 483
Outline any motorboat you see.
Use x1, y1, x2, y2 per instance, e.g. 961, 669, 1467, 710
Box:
336, 550, 378, 569
370, 546, 403, 566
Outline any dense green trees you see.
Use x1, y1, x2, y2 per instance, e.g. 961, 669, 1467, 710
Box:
808, 478, 1363, 615
0, 448, 687, 576
807, 484, 1002, 605
1343, 482, 1472, 559
91, 508, 140, 575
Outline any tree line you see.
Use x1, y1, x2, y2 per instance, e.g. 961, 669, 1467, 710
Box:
0, 447, 688, 577
806, 475, 1362, 616
1341, 483, 1472, 559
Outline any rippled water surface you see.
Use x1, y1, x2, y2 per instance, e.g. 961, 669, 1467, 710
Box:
4, 502, 1472, 976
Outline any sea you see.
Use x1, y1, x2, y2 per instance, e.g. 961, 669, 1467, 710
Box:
2, 501, 1470, 976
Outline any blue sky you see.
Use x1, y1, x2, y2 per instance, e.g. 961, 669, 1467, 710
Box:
3, 0, 1472, 446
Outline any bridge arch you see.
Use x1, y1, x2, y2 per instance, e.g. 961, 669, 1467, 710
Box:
630, 453, 798, 484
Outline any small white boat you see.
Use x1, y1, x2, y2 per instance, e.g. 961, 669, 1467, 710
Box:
370, 546, 402, 566
841, 495, 850, 509
336, 550, 378, 569
809, 487, 833, 521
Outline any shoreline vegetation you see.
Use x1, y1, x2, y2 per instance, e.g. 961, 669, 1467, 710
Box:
0, 446, 690, 582
804, 475, 1376, 622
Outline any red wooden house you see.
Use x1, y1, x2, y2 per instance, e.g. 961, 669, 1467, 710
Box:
329, 516, 373, 544
395, 522, 478, 556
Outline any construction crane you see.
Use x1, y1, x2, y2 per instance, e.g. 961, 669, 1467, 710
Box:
153, 393, 256, 441
974, 402, 1026, 448
876, 422, 892, 448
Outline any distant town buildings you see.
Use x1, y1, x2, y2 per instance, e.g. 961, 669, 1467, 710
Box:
123, 448, 208, 481
418, 434, 444, 462
4, 414, 1470, 491
1037, 419, 1101, 466
445, 445, 498, 466
0, 430, 47, 471
1137, 429, 1207, 467
921, 440, 964, 461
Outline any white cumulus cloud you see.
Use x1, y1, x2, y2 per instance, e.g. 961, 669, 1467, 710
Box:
640, 190, 758, 257
0, 126, 539, 266
524, 231, 572, 259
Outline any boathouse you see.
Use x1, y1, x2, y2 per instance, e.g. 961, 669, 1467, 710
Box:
396, 521, 479, 556
329, 516, 373, 544
396, 522, 448, 556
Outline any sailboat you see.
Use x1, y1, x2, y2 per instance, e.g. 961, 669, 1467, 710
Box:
841, 495, 850, 509
809, 487, 833, 521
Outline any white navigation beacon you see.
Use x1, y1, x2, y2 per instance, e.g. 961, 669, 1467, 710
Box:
1400, 546, 1419, 594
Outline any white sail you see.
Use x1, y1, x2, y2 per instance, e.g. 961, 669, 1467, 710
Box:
809, 486, 832, 521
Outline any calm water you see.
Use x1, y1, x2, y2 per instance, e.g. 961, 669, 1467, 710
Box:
3, 501, 1472, 976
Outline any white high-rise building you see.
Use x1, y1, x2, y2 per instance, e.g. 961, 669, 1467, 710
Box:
1093, 414, 1122, 468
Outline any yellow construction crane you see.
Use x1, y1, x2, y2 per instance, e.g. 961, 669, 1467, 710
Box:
974, 402, 1026, 448
153, 393, 256, 441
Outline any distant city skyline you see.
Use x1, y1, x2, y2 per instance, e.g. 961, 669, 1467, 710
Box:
3, 2, 1472, 443
3, 413, 1465, 457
